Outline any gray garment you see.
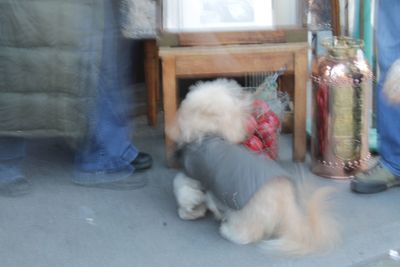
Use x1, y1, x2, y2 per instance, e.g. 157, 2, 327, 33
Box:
0, 0, 104, 140
180, 137, 291, 210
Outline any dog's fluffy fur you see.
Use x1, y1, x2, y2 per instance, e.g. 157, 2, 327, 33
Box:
167, 79, 253, 145
169, 79, 339, 254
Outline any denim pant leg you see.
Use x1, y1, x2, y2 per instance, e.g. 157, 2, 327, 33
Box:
376, 0, 400, 176
72, 0, 138, 184
72, 83, 139, 184
0, 137, 26, 183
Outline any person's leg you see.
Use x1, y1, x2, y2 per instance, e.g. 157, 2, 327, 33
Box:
0, 137, 30, 196
351, 0, 400, 193
72, 0, 151, 189
73, 84, 151, 189
375, 1, 400, 176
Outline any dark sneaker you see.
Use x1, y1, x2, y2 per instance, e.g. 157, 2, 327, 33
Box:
351, 161, 400, 194
131, 152, 153, 171
0, 177, 31, 197
74, 173, 148, 190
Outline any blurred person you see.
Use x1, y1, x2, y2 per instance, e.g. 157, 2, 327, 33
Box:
351, 0, 400, 193
0, 1, 152, 197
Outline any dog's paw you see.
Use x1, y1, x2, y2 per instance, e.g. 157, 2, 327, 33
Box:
219, 219, 253, 245
173, 173, 206, 220
173, 173, 205, 208
178, 204, 207, 220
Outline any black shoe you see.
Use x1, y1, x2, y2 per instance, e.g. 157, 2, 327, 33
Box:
74, 173, 148, 190
131, 152, 153, 171
0, 177, 31, 197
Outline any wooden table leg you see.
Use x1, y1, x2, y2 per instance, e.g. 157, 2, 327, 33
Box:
293, 48, 308, 161
161, 56, 178, 164
144, 39, 158, 127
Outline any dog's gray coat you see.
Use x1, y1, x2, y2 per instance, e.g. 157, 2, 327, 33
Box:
179, 136, 291, 210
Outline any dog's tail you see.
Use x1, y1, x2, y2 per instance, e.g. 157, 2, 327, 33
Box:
266, 182, 340, 255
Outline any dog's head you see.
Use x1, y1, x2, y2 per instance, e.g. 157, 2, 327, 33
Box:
167, 79, 252, 145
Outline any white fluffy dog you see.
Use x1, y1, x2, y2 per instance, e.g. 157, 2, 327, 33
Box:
169, 79, 339, 254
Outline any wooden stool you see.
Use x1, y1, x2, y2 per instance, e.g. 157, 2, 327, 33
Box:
159, 42, 308, 162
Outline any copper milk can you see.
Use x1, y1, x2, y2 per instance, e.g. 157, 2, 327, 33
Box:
311, 37, 372, 179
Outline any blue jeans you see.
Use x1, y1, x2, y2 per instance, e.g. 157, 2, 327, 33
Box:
376, 0, 400, 176
72, 0, 138, 184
